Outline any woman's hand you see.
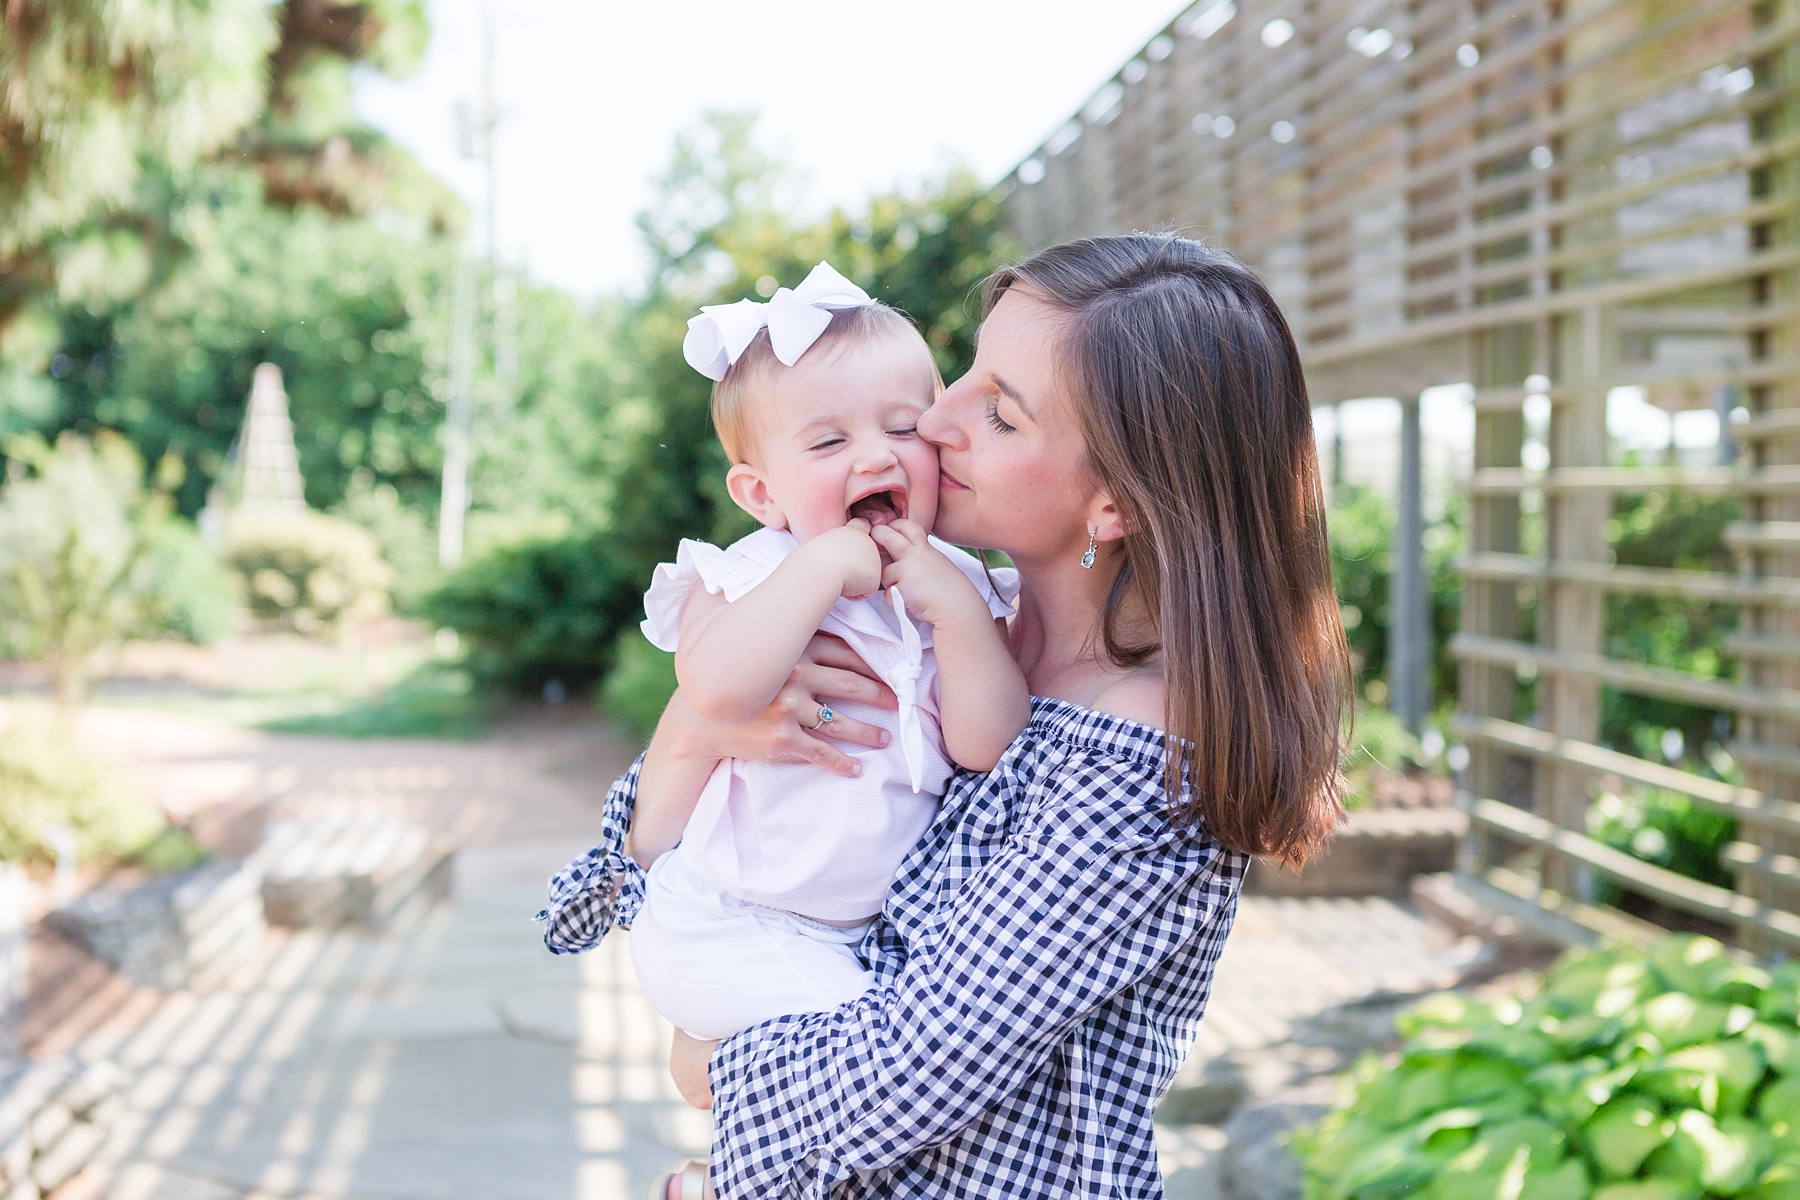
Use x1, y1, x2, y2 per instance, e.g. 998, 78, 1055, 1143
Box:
670, 1029, 719, 1109
666, 633, 896, 778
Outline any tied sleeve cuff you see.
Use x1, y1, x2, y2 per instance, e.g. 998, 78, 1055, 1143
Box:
535, 753, 648, 954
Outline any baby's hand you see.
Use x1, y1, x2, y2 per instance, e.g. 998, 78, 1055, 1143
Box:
872, 520, 989, 627
806, 519, 883, 600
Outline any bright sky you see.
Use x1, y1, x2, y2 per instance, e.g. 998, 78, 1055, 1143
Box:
353, 0, 1184, 297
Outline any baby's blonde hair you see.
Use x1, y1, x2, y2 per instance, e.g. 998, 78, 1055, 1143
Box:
711, 304, 943, 464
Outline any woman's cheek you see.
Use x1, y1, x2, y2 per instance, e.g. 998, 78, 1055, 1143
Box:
935, 482, 989, 549
905, 447, 941, 529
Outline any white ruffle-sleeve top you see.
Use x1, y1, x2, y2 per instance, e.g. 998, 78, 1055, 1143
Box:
641, 526, 1020, 921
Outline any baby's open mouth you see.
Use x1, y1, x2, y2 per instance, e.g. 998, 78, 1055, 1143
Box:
847, 487, 908, 528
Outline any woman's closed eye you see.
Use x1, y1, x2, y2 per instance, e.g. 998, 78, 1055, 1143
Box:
985, 399, 1017, 435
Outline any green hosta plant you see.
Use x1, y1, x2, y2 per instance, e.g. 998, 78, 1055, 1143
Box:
1292, 935, 1800, 1200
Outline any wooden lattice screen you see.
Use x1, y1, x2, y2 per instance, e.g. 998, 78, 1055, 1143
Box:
1002, 0, 1800, 951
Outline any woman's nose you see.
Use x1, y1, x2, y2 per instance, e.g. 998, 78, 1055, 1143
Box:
920, 387, 969, 450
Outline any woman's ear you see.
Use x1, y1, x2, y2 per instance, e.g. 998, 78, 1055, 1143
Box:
1086, 491, 1130, 544
726, 464, 789, 530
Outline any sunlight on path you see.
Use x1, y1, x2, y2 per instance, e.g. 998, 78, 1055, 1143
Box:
33, 705, 1465, 1199
75, 850, 710, 1199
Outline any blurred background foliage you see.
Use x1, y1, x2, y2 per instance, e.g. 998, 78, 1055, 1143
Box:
0, 0, 1022, 740
0, 431, 225, 706
0, 0, 1753, 901
1328, 482, 1464, 714
1592, 489, 1746, 902
0, 0, 453, 343
1603, 490, 1740, 771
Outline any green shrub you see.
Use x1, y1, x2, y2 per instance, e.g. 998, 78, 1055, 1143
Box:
1589, 789, 1739, 893
0, 715, 167, 864
1292, 934, 1800, 1200
600, 628, 677, 739
223, 511, 392, 634
144, 517, 233, 643
0, 431, 193, 703
420, 531, 642, 695
1328, 483, 1464, 709
1604, 491, 1739, 772
334, 473, 440, 614
1342, 704, 1425, 810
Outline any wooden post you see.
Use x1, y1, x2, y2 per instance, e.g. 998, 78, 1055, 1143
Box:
1466, 326, 1531, 824
1536, 306, 1609, 898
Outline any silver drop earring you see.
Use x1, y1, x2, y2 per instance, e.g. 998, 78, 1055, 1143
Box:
1080, 528, 1098, 569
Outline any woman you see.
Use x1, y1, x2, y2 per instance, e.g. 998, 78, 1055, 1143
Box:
542, 234, 1350, 1198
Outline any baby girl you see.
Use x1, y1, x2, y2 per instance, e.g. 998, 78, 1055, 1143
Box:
626, 263, 1031, 1044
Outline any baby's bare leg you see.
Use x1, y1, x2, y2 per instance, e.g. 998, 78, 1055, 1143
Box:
669, 1027, 719, 1109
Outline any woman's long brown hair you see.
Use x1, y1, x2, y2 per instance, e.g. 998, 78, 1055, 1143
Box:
988, 235, 1350, 868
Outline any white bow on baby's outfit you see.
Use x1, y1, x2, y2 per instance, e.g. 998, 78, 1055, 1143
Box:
886, 588, 927, 794
682, 261, 875, 380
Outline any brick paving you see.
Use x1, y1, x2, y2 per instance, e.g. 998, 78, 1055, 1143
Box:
25, 702, 1472, 1200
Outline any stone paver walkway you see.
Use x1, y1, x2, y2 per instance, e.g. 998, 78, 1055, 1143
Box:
33, 705, 1475, 1199
82, 856, 709, 1200
1190, 893, 1485, 1069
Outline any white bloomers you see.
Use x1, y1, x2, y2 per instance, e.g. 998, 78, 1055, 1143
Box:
631, 842, 874, 1040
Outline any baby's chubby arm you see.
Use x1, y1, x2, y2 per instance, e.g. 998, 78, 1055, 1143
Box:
675, 521, 883, 726
625, 636, 899, 868
872, 520, 1031, 772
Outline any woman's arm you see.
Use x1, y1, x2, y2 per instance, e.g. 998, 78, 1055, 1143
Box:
675, 523, 880, 725
702, 755, 1242, 1195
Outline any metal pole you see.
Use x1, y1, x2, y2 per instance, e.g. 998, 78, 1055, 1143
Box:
1393, 393, 1429, 734
439, 250, 477, 568
1332, 400, 1344, 500
482, 0, 497, 274
481, 1, 515, 386
1716, 368, 1737, 466
439, 9, 500, 568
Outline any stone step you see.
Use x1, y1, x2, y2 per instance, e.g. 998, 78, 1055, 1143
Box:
1247, 806, 1466, 898
255, 815, 452, 928
0, 1057, 125, 1197
46, 859, 264, 989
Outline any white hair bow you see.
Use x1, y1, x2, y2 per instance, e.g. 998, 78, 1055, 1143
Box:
682, 261, 875, 381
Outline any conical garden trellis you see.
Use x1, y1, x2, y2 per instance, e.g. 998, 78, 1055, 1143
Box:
199, 363, 306, 548
236, 363, 306, 518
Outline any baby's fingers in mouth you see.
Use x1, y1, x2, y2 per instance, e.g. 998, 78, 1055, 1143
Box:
846, 487, 908, 528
